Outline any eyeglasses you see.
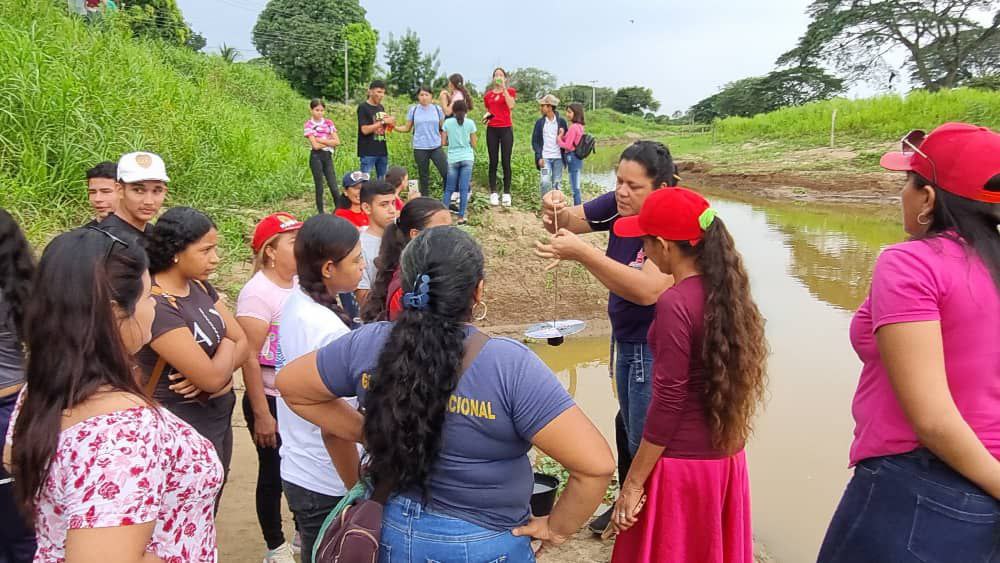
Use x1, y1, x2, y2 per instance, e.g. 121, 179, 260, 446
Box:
87, 226, 129, 261
901, 130, 939, 186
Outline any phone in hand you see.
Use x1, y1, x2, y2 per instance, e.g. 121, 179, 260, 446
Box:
482, 112, 493, 125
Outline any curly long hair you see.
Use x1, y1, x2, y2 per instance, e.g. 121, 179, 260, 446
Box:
360, 197, 448, 322
13, 228, 150, 519
363, 226, 484, 498
677, 219, 768, 453
146, 207, 216, 275
0, 209, 35, 339
294, 214, 358, 326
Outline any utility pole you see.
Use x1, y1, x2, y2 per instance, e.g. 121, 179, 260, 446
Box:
343, 41, 349, 104
588, 80, 599, 111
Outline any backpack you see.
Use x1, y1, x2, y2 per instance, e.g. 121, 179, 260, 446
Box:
574, 133, 597, 159
312, 329, 491, 563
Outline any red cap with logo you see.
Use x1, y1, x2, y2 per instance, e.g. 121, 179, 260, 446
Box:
613, 187, 716, 245
880, 122, 1000, 204
252, 212, 303, 253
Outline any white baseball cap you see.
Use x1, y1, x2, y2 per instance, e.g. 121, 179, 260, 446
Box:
117, 151, 170, 183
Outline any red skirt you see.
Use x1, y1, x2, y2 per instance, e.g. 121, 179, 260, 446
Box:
611, 450, 753, 563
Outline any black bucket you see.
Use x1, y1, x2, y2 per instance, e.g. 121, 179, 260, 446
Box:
531, 473, 560, 516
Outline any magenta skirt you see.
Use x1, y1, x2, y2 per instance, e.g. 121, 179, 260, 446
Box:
611, 450, 753, 563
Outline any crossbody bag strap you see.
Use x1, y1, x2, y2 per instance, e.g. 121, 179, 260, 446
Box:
370, 327, 491, 504
143, 283, 177, 398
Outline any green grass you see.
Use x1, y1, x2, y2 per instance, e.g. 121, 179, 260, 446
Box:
712, 89, 1000, 145
0, 0, 673, 264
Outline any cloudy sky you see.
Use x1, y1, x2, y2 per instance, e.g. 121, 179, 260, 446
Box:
176, 0, 854, 114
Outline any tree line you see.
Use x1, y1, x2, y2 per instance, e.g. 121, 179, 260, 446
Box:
89, 0, 1000, 123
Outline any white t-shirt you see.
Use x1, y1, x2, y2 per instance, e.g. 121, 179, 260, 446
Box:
358, 231, 381, 291
276, 287, 359, 497
542, 116, 561, 159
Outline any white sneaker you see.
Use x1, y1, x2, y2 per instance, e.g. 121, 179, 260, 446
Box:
489, 193, 500, 206
452, 192, 461, 203
263, 542, 296, 563
502, 194, 512, 207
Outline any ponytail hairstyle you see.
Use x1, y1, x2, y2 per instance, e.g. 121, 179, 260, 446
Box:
363, 226, 484, 498
452, 99, 468, 127
294, 214, 359, 326
146, 207, 216, 275
0, 209, 35, 339
448, 73, 473, 110
13, 227, 150, 519
672, 220, 768, 454
619, 140, 679, 188
360, 197, 448, 322
911, 172, 1000, 291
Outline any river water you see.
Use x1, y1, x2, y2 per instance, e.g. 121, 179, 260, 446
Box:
528, 169, 902, 562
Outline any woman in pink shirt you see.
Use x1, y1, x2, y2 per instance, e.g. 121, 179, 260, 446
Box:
304, 99, 341, 215
4, 227, 223, 562
557, 103, 586, 205
818, 123, 1000, 562
608, 188, 767, 563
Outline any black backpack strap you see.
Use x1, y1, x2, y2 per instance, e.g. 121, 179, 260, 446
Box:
370, 327, 490, 504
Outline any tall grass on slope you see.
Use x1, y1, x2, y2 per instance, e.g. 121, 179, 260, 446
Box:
713, 89, 1000, 145
0, 0, 314, 242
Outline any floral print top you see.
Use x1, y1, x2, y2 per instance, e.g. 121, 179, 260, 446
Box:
7, 401, 223, 562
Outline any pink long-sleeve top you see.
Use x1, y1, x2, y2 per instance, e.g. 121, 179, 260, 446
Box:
644, 275, 733, 459
557, 123, 584, 151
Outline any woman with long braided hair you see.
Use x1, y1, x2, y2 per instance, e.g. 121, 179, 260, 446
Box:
609, 188, 767, 563
279, 226, 614, 560
273, 214, 363, 563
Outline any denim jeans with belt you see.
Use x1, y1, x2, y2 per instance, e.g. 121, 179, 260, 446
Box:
379, 496, 534, 563
818, 449, 1000, 563
614, 340, 653, 456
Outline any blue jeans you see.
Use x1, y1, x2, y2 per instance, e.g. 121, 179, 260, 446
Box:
444, 160, 473, 219
565, 152, 583, 205
614, 340, 653, 456
818, 449, 1000, 563
539, 157, 564, 198
360, 155, 388, 180
379, 496, 534, 563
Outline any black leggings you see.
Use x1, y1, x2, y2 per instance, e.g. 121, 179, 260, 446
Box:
309, 149, 338, 214
413, 147, 448, 197
242, 393, 286, 550
486, 126, 514, 194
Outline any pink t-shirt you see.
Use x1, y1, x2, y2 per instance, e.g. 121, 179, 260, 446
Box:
304, 118, 337, 152
7, 401, 223, 562
849, 236, 1000, 466
236, 271, 294, 395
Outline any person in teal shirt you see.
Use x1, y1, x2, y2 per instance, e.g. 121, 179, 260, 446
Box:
440, 100, 477, 224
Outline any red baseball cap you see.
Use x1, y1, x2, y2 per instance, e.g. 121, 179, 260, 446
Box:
613, 187, 716, 245
251, 212, 303, 253
880, 122, 1000, 204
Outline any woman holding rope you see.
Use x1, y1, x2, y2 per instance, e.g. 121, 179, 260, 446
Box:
536, 140, 677, 533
